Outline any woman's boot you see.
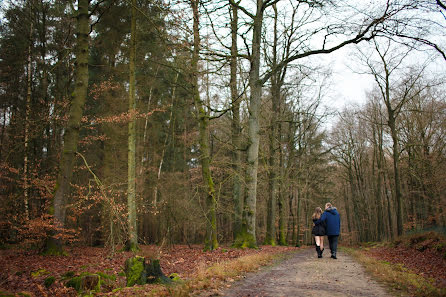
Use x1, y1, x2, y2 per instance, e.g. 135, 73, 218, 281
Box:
320, 248, 324, 257
316, 246, 322, 258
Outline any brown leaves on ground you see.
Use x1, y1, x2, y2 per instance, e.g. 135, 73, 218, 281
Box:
366, 232, 446, 289
0, 244, 295, 296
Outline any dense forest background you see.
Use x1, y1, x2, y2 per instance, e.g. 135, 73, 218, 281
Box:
1, 0, 445, 253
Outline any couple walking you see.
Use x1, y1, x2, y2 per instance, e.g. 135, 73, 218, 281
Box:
311, 202, 340, 259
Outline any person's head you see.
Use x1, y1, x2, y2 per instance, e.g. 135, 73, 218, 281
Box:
312, 207, 323, 220
325, 202, 332, 210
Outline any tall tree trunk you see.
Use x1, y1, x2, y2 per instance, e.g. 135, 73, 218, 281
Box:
388, 112, 404, 236
45, 0, 90, 255
348, 164, 362, 240
295, 186, 301, 246
277, 103, 286, 246
288, 190, 295, 244
230, 1, 243, 242
342, 183, 352, 239
265, 102, 277, 245
153, 73, 178, 207
127, 0, 138, 252
373, 119, 385, 240
191, 0, 218, 250
234, 0, 263, 249
383, 166, 394, 239
265, 4, 279, 246
24, 18, 33, 221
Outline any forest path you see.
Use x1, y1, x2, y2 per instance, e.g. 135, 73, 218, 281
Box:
210, 247, 392, 297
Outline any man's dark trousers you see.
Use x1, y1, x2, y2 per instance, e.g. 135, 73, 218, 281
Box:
328, 235, 339, 257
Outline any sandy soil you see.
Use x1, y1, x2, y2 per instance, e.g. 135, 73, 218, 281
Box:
212, 248, 392, 297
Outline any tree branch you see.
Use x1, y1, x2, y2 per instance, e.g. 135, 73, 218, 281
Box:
228, 0, 255, 19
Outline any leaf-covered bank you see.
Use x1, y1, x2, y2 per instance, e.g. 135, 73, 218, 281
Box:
344, 232, 446, 297
0, 244, 297, 296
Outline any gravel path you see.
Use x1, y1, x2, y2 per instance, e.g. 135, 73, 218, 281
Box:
214, 248, 392, 297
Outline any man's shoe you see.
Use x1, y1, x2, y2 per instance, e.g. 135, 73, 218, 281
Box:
331, 252, 337, 259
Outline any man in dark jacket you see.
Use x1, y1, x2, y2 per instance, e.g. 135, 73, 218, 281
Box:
315, 202, 340, 259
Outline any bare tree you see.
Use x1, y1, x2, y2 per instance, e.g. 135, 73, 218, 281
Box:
229, 0, 417, 247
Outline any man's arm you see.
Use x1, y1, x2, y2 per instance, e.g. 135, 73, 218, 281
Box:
314, 212, 326, 225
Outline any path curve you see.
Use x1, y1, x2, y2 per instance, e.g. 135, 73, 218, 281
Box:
213, 248, 391, 297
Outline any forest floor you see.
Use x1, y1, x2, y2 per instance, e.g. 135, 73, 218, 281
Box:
1, 232, 445, 297
0, 244, 296, 296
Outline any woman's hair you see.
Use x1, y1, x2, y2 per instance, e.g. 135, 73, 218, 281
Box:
312, 207, 323, 220
325, 202, 332, 209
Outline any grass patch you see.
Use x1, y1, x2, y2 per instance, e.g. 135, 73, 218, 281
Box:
343, 247, 446, 297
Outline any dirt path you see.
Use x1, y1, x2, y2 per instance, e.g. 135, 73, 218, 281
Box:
213, 248, 392, 297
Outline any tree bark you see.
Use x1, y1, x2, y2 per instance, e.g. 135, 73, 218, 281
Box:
234, 0, 263, 249
373, 112, 385, 240
126, 0, 138, 252
230, 1, 243, 242
387, 111, 404, 236
46, 0, 90, 255
191, 0, 218, 250
265, 4, 279, 246
24, 18, 33, 221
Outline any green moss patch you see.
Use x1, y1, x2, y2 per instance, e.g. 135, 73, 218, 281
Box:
31, 268, 50, 278
65, 273, 102, 293
44, 276, 56, 288
169, 273, 182, 282
124, 256, 146, 286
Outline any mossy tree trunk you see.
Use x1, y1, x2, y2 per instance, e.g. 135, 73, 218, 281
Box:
233, 0, 264, 249
191, 0, 218, 250
126, 0, 138, 252
45, 0, 90, 255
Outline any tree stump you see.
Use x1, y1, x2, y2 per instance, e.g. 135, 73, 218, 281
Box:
124, 256, 171, 286
65, 273, 100, 292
